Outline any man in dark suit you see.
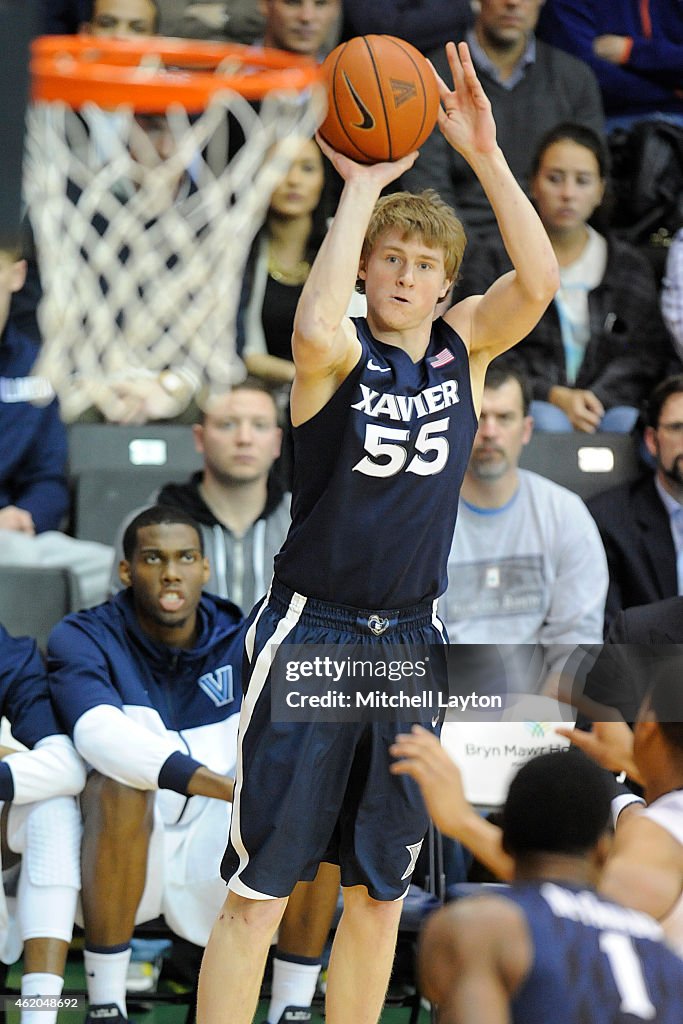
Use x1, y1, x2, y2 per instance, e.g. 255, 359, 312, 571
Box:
587, 376, 683, 629
569, 596, 683, 738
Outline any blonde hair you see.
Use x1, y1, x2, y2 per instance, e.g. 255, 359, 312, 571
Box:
360, 189, 467, 288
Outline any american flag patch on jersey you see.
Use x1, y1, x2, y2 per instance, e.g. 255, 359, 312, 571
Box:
429, 348, 455, 368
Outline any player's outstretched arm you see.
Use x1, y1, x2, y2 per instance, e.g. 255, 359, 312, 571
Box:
390, 725, 514, 880
291, 138, 417, 416
437, 42, 559, 368
598, 814, 683, 921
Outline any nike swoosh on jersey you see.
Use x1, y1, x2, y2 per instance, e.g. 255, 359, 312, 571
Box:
367, 359, 391, 372
343, 72, 375, 131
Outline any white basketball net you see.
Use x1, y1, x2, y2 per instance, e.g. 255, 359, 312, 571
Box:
23, 76, 323, 420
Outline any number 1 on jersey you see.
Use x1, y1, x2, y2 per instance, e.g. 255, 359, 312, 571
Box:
600, 931, 656, 1020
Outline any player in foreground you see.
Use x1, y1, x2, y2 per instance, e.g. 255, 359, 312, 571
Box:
391, 665, 683, 958
406, 749, 683, 1023
197, 40, 558, 1024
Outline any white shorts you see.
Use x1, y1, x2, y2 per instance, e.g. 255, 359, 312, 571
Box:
1, 797, 81, 964
76, 791, 232, 947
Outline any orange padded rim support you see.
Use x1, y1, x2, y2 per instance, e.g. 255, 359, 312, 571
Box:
31, 35, 322, 112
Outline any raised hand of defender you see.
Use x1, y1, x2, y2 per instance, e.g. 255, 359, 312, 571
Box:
556, 720, 643, 785
315, 133, 418, 189
433, 41, 497, 161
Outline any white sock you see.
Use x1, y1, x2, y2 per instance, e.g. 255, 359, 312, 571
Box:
83, 947, 132, 1018
21, 971, 63, 1024
268, 956, 321, 1023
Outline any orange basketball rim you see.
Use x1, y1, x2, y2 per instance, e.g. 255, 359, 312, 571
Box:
31, 35, 322, 112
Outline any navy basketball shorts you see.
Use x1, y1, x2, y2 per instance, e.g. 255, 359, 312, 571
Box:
221, 576, 448, 902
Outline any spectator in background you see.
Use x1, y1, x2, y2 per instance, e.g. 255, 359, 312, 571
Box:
537, 0, 683, 130
572, 596, 683, 736
587, 375, 683, 628
0, 252, 67, 536
402, 0, 604, 243
80, 0, 159, 34
341, 0, 473, 54
461, 123, 673, 432
662, 227, 683, 361
0, 247, 113, 606
239, 139, 332, 390
444, 365, 607, 692
110, 382, 290, 613
260, 0, 341, 57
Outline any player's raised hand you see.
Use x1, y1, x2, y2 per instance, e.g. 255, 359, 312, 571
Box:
556, 720, 643, 785
315, 133, 418, 189
433, 41, 497, 160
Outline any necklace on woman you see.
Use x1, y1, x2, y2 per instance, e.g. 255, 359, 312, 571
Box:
267, 249, 311, 286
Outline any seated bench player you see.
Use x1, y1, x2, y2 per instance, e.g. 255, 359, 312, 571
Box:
0, 624, 85, 1024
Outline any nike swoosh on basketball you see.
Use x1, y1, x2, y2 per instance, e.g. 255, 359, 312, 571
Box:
367, 359, 391, 372
342, 72, 375, 131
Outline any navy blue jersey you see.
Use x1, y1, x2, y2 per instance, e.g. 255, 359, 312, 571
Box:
48, 590, 244, 735
504, 882, 683, 1023
48, 590, 245, 796
274, 317, 477, 609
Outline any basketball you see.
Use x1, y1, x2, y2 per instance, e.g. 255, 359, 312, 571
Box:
319, 35, 440, 164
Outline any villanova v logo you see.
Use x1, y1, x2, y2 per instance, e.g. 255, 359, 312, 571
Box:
198, 665, 234, 707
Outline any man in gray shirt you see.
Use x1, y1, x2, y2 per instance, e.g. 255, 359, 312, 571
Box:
444, 365, 608, 695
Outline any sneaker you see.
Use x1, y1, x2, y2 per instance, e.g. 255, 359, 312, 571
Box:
125, 957, 163, 994
278, 1008, 312, 1023
85, 1003, 126, 1024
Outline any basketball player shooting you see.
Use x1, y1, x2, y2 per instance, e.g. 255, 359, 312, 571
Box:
197, 41, 559, 1024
